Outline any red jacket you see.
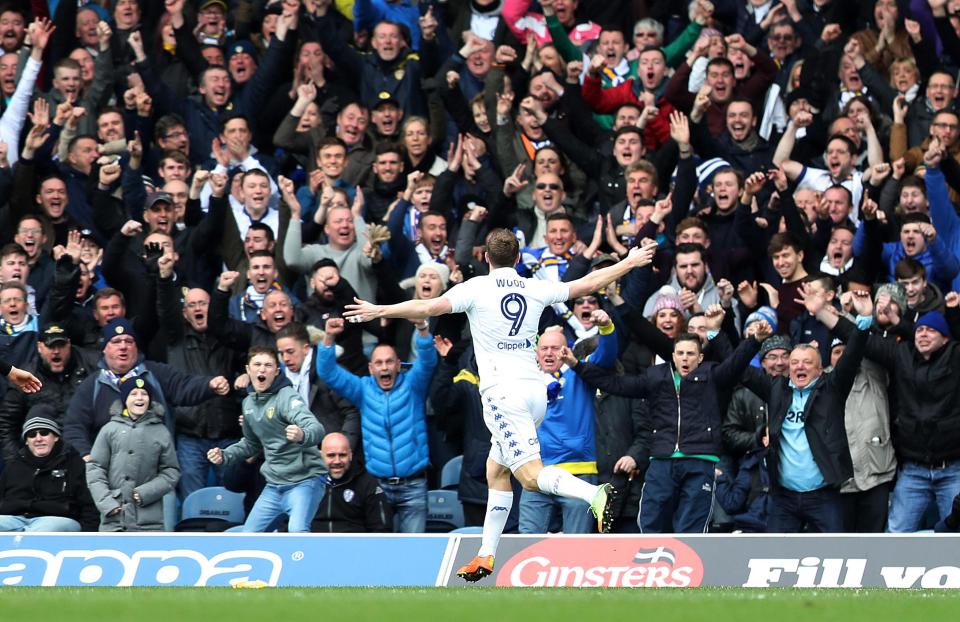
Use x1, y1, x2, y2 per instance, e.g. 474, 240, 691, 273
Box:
582, 75, 674, 153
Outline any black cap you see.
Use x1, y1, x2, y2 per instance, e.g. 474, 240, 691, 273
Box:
144, 191, 173, 210
40, 323, 69, 346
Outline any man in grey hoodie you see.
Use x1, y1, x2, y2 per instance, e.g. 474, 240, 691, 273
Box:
208, 346, 326, 532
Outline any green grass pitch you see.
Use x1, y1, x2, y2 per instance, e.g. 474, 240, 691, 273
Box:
2, 587, 959, 621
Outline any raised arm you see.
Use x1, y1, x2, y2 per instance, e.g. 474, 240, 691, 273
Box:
566, 240, 658, 299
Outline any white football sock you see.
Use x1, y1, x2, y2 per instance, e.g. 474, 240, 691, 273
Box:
537, 465, 599, 503
477, 489, 513, 558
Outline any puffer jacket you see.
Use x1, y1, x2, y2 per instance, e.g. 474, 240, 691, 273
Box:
222, 375, 327, 484
85, 406, 180, 531
316, 333, 437, 479
840, 359, 896, 493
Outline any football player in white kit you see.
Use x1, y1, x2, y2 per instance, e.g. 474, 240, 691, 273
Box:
345, 229, 657, 581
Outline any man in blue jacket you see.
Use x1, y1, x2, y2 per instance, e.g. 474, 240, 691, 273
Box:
519, 310, 618, 534
317, 316, 437, 532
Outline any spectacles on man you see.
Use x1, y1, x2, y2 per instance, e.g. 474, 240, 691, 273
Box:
26, 429, 53, 439
535, 183, 561, 191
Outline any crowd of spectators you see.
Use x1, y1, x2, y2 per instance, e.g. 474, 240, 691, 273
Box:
2, 0, 960, 535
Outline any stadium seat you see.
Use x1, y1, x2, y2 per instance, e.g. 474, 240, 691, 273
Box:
450, 526, 483, 534
426, 489, 465, 532
440, 455, 463, 490
175, 487, 246, 532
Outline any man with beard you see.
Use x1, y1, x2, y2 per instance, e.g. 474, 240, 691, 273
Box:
0, 323, 97, 463
312, 431, 392, 532
0, 7, 25, 53
642, 244, 731, 322
386, 207, 449, 280
690, 98, 773, 174
295, 259, 373, 376
156, 252, 243, 499
275, 324, 359, 450
64, 317, 230, 459
363, 143, 405, 223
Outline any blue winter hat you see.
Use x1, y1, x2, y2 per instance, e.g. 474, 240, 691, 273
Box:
916, 311, 950, 337
226, 40, 259, 63
744, 306, 778, 334
101, 318, 136, 350
119, 375, 153, 408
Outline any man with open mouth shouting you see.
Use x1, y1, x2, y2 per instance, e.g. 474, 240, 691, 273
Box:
208, 346, 327, 533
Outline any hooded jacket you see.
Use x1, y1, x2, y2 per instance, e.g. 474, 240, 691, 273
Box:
85, 405, 180, 531
222, 375, 327, 484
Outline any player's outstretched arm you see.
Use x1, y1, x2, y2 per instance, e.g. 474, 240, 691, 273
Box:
344, 296, 453, 323
567, 239, 658, 300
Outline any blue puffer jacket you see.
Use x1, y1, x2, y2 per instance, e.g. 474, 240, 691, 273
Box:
316, 334, 437, 478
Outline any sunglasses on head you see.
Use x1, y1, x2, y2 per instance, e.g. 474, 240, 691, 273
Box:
26, 429, 53, 439
535, 183, 561, 191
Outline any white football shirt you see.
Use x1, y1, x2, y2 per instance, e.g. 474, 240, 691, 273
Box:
443, 267, 570, 392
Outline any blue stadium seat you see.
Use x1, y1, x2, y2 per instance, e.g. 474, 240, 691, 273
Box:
175, 487, 246, 531
426, 489, 465, 532
440, 455, 463, 490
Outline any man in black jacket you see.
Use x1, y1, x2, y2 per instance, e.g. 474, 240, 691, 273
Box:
312, 432, 391, 533
156, 254, 243, 499
830, 295, 960, 533
0, 322, 97, 464
0, 410, 97, 531
275, 323, 360, 451
573, 318, 771, 533
740, 286, 872, 533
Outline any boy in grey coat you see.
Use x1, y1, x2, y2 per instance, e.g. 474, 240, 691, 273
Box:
208, 346, 327, 532
86, 376, 180, 531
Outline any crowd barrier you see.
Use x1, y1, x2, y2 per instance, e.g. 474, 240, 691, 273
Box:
1, 533, 959, 588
